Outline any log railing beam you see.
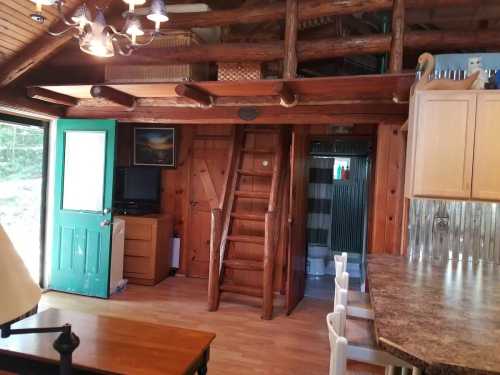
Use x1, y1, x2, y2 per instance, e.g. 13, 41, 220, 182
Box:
50, 30, 500, 67
151, 0, 483, 31
283, 0, 299, 80
389, 0, 406, 73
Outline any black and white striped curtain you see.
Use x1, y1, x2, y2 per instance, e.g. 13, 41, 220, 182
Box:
308, 156, 334, 247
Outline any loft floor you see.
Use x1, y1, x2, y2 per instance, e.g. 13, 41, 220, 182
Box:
40, 276, 382, 375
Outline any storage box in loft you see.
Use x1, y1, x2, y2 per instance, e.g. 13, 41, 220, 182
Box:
217, 62, 262, 81
105, 31, 209, 83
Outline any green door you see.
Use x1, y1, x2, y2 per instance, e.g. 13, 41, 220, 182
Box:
50, 119, 116, 298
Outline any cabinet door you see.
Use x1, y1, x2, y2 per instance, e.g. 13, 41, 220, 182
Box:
472, 93, 500, 201
412, 92, 476, 199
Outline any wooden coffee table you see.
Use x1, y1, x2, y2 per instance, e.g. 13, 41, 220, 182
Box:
0, 308, 215, 375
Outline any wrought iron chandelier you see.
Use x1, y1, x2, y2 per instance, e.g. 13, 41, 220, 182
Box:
30, 0, 169, 58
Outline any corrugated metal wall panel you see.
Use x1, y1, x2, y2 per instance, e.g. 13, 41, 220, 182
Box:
330, 157, 368, 254
409, 199, 500, 264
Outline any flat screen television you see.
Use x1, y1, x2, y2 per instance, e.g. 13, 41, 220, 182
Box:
114, 166, 161, 215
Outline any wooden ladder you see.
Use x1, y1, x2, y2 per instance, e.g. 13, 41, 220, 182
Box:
208, 126, 286, 319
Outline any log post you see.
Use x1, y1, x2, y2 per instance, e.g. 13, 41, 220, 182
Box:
262, 211, 276, 320
389, 0, 405, 73
283, 0, 299, 79
208, 208, 222, 311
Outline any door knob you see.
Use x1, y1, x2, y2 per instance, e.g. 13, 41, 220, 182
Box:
100, 219, 112, 227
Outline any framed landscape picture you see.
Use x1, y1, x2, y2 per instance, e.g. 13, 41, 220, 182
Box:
134, 127, 176, 167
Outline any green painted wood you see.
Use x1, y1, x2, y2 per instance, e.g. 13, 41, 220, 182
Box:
50, 119, 116, 298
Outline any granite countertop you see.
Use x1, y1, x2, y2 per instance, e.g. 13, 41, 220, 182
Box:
367, 255, 500, 375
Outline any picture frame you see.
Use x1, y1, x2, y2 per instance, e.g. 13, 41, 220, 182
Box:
133, 127, 176, 168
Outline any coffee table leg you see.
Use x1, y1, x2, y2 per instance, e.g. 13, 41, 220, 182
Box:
197, 348, 210, 375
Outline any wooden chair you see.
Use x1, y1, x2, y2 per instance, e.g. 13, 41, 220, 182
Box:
326, 305, 348, 375
334, 255, 374, 320
334, 272, 421, 375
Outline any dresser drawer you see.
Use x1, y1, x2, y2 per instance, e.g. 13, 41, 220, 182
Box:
124, 255, 153, 277
125, 222, 152, 241
124, 239, 153, 257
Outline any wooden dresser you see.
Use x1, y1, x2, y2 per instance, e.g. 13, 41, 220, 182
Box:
116, 214, 173, 286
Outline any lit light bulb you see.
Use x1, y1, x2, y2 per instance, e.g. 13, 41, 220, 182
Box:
71, 4, 91, 30
79, 10, 114, 58
123, 0, 147, 13
147, 0, 169, 32
126, 17, 144, 45
30, 0, 56, 13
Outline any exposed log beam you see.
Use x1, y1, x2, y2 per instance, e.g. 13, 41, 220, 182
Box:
283, 0, 299, 80
35, 74, 415, 103
174, 84, 214, 107
389, 0, 405, 73
49, 29, 500, 67
0, 87, 64, 117
75, 96, 408, 110
0, 2, 84, 88
148, 0, 486, 30
407, 5, 500, 25
276, 83, 298, 108
66, 104, 406, 124
27, 87, 78, 107
90, 86, 136, 109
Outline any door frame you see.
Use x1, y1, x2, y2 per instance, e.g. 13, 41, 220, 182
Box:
0, 112, 50, 287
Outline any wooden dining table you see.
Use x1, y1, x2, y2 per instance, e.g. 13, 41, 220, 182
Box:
0, 308, 215, 375
367, 255, 500, 375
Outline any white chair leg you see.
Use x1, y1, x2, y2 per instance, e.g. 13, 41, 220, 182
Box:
412, 367, 422, 375
385, 365, 396, 375
401, 368, 410, 375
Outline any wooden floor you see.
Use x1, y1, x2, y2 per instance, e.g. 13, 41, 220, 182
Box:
40, 276, 382, 375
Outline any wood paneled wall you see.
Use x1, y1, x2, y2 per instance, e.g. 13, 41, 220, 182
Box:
116, 121, 407, 290
116, 124, 232, 275
371, 122, 406, 254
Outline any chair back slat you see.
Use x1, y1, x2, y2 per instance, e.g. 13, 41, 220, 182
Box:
326, 305, 348, 375
334, 252, 348, 275
334, 271, 349, 317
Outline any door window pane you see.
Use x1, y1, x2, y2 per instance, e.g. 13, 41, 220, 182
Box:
63, 131, 106, 212
0, 122, 45, 282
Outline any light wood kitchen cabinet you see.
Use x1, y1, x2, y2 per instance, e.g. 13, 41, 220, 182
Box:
472, 94, 500, 201
405, 91, 500, 202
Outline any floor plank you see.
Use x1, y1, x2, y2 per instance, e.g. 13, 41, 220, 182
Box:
40, 276, 382, 375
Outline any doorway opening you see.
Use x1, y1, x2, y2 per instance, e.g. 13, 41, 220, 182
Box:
305, 137, 372, 300
0, 113, 49, 285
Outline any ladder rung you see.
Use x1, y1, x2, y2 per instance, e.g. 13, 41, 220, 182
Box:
242, 148, 275, 154
227, 235, 265, 245
223, 259, 264, 271
220, 282, 263, 297
234, 190, 269, 199
238, 169, 273, 177
231, 212, 265, 222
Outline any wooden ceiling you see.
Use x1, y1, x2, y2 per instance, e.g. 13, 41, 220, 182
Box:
0, 0, 81, 65
1, 0, 500, 120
